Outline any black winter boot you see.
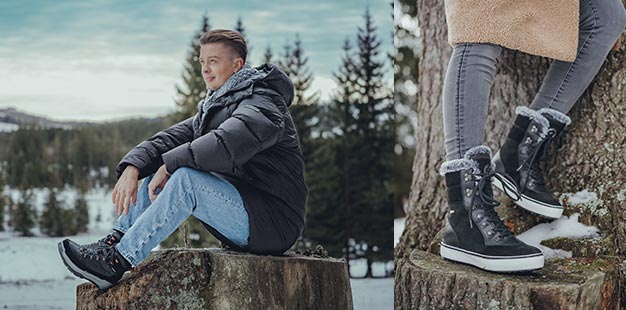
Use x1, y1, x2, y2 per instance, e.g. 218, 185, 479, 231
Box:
492, 106, 570, 218
81, 229, 124, 251
440, 145, 544, 272
58, 238, 131, 290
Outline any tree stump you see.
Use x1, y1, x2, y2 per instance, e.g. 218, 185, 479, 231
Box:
395, 250, 624, 310
76, 249, 353, 310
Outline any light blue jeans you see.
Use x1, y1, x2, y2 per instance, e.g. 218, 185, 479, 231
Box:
442, 0, 626, 160
112, 167, 249, 267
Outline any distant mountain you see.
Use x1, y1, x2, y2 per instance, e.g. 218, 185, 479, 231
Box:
0, 107, 81, 131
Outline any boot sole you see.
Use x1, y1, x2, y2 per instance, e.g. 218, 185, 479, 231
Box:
440, 242, 544, 272
58, 240, 115, 290
492, 173, 563, 219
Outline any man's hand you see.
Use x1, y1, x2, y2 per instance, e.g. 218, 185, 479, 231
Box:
112, 166, 139, 216
148, 165, 170, 203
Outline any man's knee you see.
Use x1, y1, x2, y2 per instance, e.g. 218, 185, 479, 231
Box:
169, 167, 212, 184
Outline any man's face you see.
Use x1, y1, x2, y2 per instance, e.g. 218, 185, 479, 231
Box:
199, 43, 244, 91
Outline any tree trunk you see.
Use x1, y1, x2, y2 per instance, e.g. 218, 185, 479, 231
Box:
396, 250, 623, 310
366, 258, 373, 278
396, 0, 626, 308
76, 249, 353, 310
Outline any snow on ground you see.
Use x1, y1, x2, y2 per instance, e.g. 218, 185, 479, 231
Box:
2, 186, 118, 237
351, 277, 393, 310
349, 258, 393, 277
560, 189, 598, 205
0, 279, 80, 310
517, 213, 599, 259
0, 186, 394, 309
0, 121, 19, 133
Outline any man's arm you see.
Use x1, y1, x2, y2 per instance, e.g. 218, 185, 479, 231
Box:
161, 94, 285, 176
116, 116, 195, 180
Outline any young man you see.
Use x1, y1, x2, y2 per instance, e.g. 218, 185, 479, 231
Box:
58, 29, 308, 290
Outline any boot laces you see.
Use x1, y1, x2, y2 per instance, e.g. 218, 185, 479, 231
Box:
468, 166, 519, 239
80, 246, 121, 272
79, 233, 119, 256
517, 128, 560, 192
90, 233, 118, 247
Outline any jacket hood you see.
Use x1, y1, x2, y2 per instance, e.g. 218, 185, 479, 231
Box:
224, 64, 295, 107
254, 64, 295, 107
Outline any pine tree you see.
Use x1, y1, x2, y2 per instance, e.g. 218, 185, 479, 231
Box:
350, 7, 394, 277
289, 35, 320, 106
303, 38, 359, 269
263, 44, 273, 64
172, 15, 211, 122
95, 207, 102, 223
0, 198, 4, 233
282, 35, 321, 186
11, 188, 35, 236
0, 172, 4, 232
40, 189, 64, 236
74, 192, 89, 233
304, 133, 345, 258
234, 16, 246, 38
233, 16, 252, 61
331, 38, 360, 268
4, 196, 13, 232
277, 39, 293, 74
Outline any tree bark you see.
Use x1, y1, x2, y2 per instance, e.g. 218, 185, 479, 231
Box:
396, 250, 623, 310
76, 249, 353, 310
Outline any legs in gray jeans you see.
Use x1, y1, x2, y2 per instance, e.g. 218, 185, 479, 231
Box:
442, 0, 626, 161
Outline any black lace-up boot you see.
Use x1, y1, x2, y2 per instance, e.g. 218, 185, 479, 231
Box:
440, 146, 544, 272
492, 107, 570, 218
58, 238, 131, 290
82, 229, 124, 251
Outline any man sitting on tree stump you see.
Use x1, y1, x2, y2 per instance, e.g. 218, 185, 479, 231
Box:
58, 29, 308, 290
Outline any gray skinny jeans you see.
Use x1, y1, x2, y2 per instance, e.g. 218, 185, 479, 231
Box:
442, 0, 626, 161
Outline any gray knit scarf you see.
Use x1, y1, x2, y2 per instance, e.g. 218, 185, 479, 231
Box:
200, 63, 258, 114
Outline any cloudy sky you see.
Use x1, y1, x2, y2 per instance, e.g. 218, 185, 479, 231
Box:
0, 1, 392, 121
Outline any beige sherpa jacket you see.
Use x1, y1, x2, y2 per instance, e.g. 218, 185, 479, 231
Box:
444, 0, 579, 62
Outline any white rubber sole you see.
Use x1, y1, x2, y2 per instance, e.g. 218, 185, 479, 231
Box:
440, 242, 544, 272
58, 240, 114, 290
492, 172, 563, 219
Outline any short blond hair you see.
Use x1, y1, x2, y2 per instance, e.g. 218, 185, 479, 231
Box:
199, 29, 247, 62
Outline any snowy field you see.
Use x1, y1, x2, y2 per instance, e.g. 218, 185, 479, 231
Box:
0, 121, 19, 133
0, 187, 393, 309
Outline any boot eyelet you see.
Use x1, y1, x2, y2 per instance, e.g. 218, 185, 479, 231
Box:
482, 222, 487, 226
487, 231, 493, 236
477, 214, 482, 219
525, 137, 532, 144
531, 126, 537, 133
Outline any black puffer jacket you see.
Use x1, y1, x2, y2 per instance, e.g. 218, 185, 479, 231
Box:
116, 64, 307, 255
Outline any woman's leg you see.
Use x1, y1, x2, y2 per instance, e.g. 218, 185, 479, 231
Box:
442, 43, 502, 161
115, 167, 249, 267
439, 43, 543, 272
493, 0, 626, 218
529, 0, 626, 113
